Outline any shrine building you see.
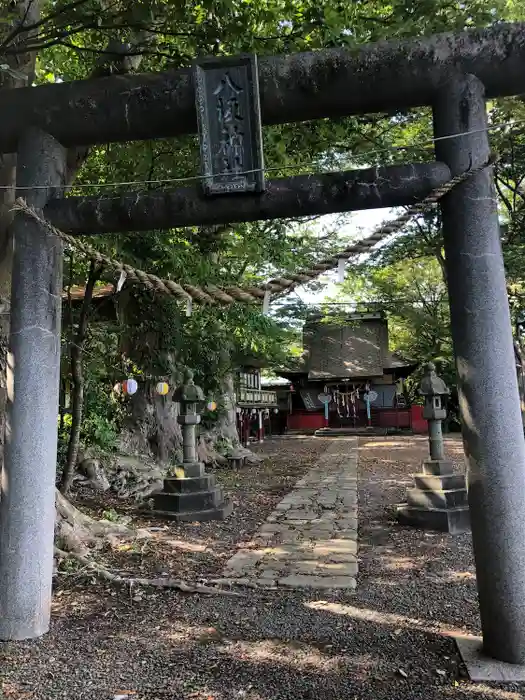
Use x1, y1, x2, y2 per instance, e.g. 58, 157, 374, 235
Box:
265, 311, 425, 433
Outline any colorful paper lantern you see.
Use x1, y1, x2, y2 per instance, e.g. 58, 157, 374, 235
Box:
156, 381, 169, 396
207, 401, 217, 411
122, 378, 138, 395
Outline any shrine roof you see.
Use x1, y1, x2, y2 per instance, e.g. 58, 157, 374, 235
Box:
275, 315, 416, 381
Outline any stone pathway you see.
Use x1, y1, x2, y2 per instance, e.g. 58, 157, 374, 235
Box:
223, 438, 358, 590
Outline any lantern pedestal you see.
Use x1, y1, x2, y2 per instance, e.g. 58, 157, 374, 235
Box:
150, 465, 233, 522
396, 363, 469, 534
147, 369, 233, 521
397, 458, 470, 534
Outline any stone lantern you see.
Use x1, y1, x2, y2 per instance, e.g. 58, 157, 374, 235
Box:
397, 362, 469, 534
150, 369, 232, 521
174, 369, 205, 475
420, 362, 449, 461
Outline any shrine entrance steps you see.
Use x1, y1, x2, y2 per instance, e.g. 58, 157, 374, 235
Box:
315, 427, 389, 437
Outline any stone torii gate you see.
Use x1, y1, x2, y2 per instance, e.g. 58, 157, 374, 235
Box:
0, 22, 525, 669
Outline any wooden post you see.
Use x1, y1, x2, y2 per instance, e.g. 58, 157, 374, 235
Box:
0, 128, 66, 640
258, 410, 264, 443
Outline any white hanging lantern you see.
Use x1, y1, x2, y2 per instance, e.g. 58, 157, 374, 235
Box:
122, 378, 138, 395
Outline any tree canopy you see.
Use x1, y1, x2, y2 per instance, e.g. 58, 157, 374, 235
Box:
2, 0, 525, 458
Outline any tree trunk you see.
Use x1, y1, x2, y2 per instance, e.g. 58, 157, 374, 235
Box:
214, 371, 260, 463
119, 382, 182, 464
60, 260, 101, 494
220, 372, 240, 446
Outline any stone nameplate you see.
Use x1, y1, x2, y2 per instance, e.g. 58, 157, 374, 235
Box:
194, 54, 265, 195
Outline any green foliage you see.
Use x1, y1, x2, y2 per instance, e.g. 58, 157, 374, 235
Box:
101, 508, 122, 523
5, 0, 522, 451
58, 377, 119, 460
82, 412, 119, 453
336, 254, 454, 380
120, 290, 293, 390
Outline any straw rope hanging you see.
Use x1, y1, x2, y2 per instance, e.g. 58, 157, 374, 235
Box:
12, 154, 496, 308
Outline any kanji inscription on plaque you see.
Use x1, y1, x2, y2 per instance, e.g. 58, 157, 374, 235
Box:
194, 55, 265, 195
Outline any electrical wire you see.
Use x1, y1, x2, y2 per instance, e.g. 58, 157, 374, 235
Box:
274, 299, 450, 306
11, 153, 495, 312
0, 118, 523, 191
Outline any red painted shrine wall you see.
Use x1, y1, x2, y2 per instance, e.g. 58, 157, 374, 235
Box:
285, 408, 421, 431
410, 405, 428, 434
287, 411, 326, 431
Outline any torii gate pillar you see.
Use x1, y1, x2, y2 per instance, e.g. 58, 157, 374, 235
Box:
434, 75, 525, 664
0, 128, 66, 639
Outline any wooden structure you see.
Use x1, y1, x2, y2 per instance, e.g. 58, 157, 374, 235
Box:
235, 364, 278, 445
273, 312, 419, 432
63, 283, 117, 319
1, 22, 525, 668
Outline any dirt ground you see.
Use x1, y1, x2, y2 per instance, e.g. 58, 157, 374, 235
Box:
1, 435, 524, 700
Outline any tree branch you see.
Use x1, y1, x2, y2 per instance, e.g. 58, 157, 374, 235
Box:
0, 0, 90, 53
55, 548, 245, 596
60, 260, 103, 495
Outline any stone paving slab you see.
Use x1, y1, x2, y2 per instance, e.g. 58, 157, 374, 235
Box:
223, 438, 358, 590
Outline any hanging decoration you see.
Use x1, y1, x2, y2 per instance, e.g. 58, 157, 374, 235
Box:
262, 289, 271, 315
156, 381, 169, 396
334, 388, 342, 417
116, 269, 127, 292
337, 257, 345, 283
350, 387, 357, 424
318, 391, 332, 425
122, 378, 138, 395
363, 384, 377, 426
207, 401, 217, 411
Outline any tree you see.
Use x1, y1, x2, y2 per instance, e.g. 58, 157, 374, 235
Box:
337, 255, 452, 372
1, 0, 521, 482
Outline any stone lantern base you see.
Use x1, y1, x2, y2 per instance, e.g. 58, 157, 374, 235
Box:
149, 462, 233, 522
396, 458, 470, 534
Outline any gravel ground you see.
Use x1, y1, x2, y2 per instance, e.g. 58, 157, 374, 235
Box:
1, 435, 524, 700
71, 437, 330, 581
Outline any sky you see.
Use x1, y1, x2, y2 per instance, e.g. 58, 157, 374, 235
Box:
294, 207, 395, 306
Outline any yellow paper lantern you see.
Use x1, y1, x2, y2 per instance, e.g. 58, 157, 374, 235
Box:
156, 381, 169, 396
